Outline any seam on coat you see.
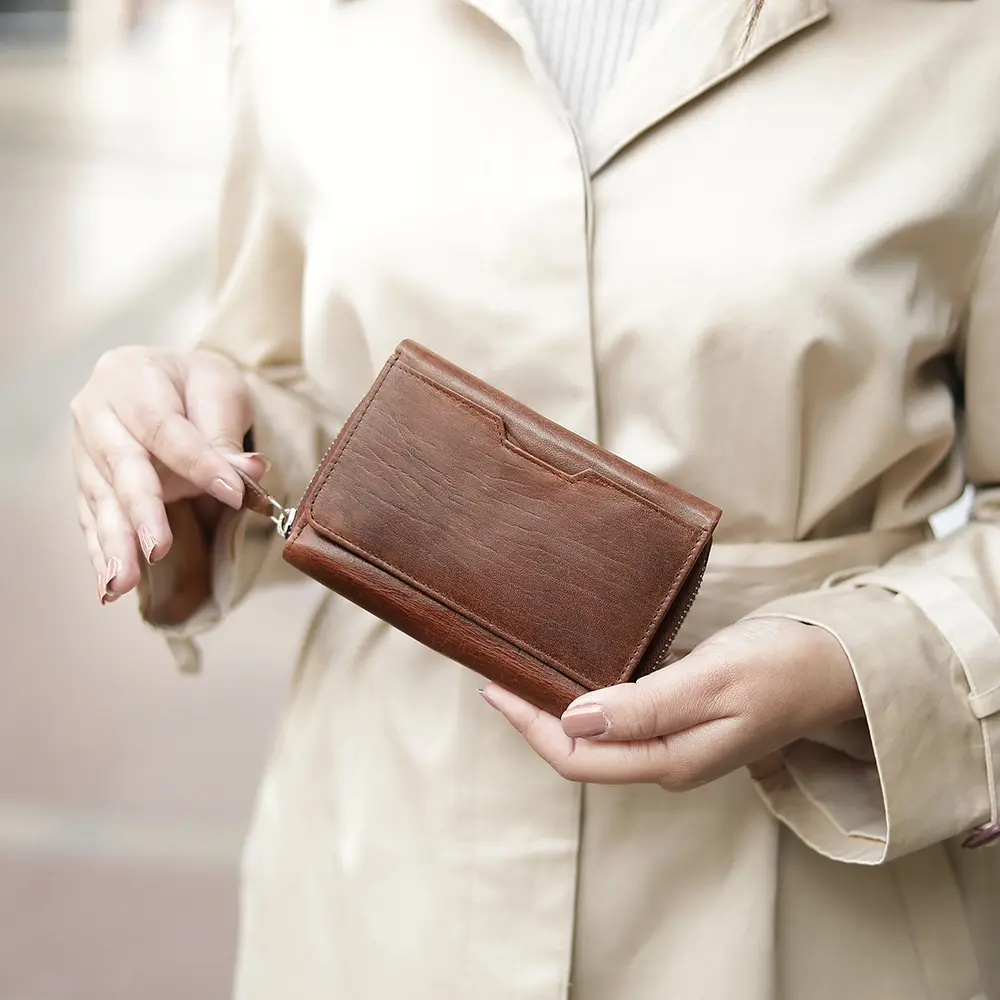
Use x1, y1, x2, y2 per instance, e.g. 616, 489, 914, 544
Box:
307, 360, 708, 687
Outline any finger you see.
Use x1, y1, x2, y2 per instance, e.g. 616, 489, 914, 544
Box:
77, 494, 108, 601
560, 650, 728, 742
103, 359, 245, 508
75, 445, 140, 600
77, 413, 173, 563
184, 352, 251, 450
185, 353, 268, 480
481, 684, 681, 784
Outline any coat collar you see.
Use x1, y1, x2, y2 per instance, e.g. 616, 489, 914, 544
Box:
457, 0, 830, 172
585, 0, 831, 171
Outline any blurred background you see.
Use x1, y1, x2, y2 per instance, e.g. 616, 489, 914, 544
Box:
0, 3, 316, 997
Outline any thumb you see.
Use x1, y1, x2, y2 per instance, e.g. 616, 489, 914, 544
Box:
184, 353, 270, 482
560, 657, 715, 742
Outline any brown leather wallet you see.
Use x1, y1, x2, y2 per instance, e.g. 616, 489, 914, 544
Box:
245, 340, 721, 716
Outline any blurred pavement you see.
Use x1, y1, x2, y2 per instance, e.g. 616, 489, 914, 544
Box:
0, 7, 317, 998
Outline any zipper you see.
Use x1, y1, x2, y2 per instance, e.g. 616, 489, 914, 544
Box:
654, 562, 706, 668
641, 547, 711, 676
269, 438, 337, 539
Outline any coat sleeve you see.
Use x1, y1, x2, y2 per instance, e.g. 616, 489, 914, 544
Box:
743, 211, 1000, 864
137, 16, 336, 672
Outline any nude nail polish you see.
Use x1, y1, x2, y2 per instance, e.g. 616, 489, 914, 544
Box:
211, 477, 241, 507
244, 452, 272, 473
101, 557, 120, 606
138, 525, 157, 563
561, 704, 609, 739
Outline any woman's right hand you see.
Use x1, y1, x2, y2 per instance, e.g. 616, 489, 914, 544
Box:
71, 347, 268, 603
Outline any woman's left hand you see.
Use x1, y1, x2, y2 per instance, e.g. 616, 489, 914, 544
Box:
480, 617, 863, 790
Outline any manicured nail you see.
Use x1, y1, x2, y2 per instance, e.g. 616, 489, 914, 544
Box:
101, 557, 120, 605
137, 525, 157, 563
210, 477, 241, 508
561, 703, 610, 739
221, 450, 272, 475
244, 452, 272, 473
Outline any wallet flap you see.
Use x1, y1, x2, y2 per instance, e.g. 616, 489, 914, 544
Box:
301, 349, 714, 691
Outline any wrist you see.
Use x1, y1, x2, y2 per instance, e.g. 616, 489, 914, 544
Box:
799, 621, 865, 726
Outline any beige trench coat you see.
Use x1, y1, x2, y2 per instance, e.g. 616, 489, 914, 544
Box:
148, 0, 1000, 996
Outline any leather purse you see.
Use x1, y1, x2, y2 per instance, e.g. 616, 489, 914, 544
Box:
242, 340, 721, 715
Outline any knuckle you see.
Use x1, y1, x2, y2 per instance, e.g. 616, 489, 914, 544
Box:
94, 346, 141, 378
658, 769, 695, 794
691, 659, 738, 716
185, 446, 219, 484
92, 349, 119, 377
206, 432, 242, 453
80, 479, 100, 508
106, 447, 144, 483
657, 751, 705, 793
551, 754, 580, 782
69, 392, 86, 423
114, 485, 143, 520
520, 708, 545, 742
139, 407, 171, 454
102, 447, 127, 477
623, 685, 663, 739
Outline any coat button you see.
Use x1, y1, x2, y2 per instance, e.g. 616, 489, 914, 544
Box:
961, 822, 1000, 849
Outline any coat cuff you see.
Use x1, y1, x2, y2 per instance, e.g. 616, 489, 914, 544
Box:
137, 371, 310, 673
743, 578, 995, 863
139, 497, 280, 674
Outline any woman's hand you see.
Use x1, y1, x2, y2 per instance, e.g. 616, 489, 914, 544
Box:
71, 346, 267, 603
480, 617, 863, 790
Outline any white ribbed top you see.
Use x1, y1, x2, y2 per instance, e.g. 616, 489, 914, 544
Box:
520, 0, 667, 128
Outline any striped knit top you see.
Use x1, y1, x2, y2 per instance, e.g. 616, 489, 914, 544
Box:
519, 0, 667, 128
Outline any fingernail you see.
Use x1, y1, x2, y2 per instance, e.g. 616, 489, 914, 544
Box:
478, 687, 497, 708
221, 450, 272, 475
210, 477, 241, 508
562, 703, 609, 739
137, 525, 157, 563
101, 557, 120, 605
244, 452, 272, 473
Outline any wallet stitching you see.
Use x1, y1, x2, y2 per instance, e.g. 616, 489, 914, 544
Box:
308, 359, 709, 686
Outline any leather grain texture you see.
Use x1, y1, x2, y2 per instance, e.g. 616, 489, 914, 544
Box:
283, 341, 721, 714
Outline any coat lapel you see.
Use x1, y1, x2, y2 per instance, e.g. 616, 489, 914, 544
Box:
586, 0, 830, 172
453, 0, 538, 52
